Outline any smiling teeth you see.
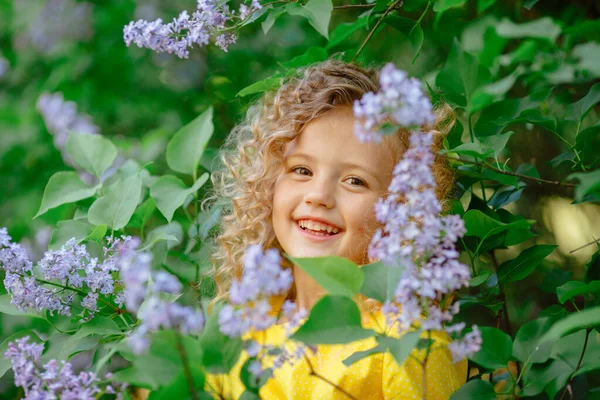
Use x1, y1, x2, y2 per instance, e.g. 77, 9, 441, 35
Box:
298, 220, 339, 234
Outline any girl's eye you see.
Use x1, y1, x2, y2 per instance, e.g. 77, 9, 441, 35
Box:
292, 166, 311, 176
345, 177, 366, 187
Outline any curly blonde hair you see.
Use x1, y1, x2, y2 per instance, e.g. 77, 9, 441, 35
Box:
202, 59, 456, 307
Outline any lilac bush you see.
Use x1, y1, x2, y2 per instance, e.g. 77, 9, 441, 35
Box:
355, 63, 481, 362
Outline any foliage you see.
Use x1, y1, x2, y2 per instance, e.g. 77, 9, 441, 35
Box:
1, 0, 600, 399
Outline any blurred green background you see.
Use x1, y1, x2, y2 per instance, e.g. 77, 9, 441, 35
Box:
1, 0, 600, 395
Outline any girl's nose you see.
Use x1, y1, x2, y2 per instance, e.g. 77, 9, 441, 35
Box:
303, 179, 335, 209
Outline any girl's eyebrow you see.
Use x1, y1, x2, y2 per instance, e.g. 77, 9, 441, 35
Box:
288, 152, 379, 180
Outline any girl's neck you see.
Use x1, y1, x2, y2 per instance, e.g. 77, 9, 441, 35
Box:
292, 265, 326, 310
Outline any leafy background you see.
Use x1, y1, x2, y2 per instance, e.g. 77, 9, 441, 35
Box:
1, 0, 600, 398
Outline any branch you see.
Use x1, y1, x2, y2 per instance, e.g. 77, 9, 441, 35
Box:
490, 251, 522, 391
559, 328, 591, 400
334, 4, 375, 8
303, 353, 359, 400
443, 155, 577, 188
352, 0, 403, 62
570, 237, 600, 254
175, 332, 199, 400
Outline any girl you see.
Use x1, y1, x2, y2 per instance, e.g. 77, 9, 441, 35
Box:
204, 59, 466, 399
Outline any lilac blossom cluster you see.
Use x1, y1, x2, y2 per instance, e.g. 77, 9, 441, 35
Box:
36, 92, 101, 184
0, 228, 134, 319
218, 245, 310, 378
117, 240, 205, 354
13, 0, 94, 54
123, 0, 262, 58
354, 64, 481, 362
353, 63, 436, 143
6, 336, 126, 399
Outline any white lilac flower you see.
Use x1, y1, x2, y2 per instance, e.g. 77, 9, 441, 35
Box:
353, 63, 435, 143
354, 64, 481, 361
5, 336, 126, 399
123, 0, 262, 58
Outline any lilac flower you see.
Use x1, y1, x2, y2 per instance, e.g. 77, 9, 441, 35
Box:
5, 336, 126, 399
218, 245, 309, 379
354, 64, 481, 361
219, 245, 293, 336
115, 239, 205, 355
123, 0, 262, 58
13, 0, 94, 54
353, 63, 435, 143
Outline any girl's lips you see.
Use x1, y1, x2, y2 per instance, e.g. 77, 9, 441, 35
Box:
295, 221, 342, 242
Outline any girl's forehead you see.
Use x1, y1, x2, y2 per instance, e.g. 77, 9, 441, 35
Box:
282, 108, 401, 175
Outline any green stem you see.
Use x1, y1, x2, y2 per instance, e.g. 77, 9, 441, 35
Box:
175, 332, 199, 400
559, 328, 591, 400
351, 0, 403, 62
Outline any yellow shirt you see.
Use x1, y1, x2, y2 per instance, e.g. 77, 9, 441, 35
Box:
206, 311, 468, 399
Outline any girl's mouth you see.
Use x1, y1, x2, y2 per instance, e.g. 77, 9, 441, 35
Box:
295, 221, 342, 241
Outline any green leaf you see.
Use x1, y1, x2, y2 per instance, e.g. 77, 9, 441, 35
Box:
436, 39, 491, 111
42, 333, 100, 363
237, 77, 282, 97
289, 256, 363, 298
261, 7, 286, 34
49, 219, 94, 250
128, 198, 157, 230
449, 380, 496, 400
573, 42, 600, 77
35, 171, 99, 218
0, 295, 44, 319
433, 0, 467, 25
291, 296, 375, 345
470, 327, 512, 369
342, 342, 386, 366
88, 174, 143, 230
408, 23, 424, 64
140, 230, 179, 251
150, 173, 209, 222
0, 331, 42, 378
144, 223, 183, 252
81, 227, 102, 246
497, 244, 557, 283
568, 169, 600, 203
477, 0, 496, 13
463, 210, 531, 244
494, 17, 561, 42
285, 0, 333, 39
359, 261, 387, 303
469, 270, 491, 287
199, 303, 243, 374
556, 280, 600, 304
65, 133, 118, 178
148, 368, 207, 400
575, 123, 600, 167
469, 70, 521, 114
539, 306, 600, 346
327, 15, 368, 49
513, 317, 555, 363
495, 108, 557, 132
377, 332, 421, 367
566, 82, 600, 123
281, 47, 328, 69
523, 0, 539, 9
166, 107, 214, 176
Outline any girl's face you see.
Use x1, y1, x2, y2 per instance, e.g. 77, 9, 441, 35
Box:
272, 106, 398, 265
